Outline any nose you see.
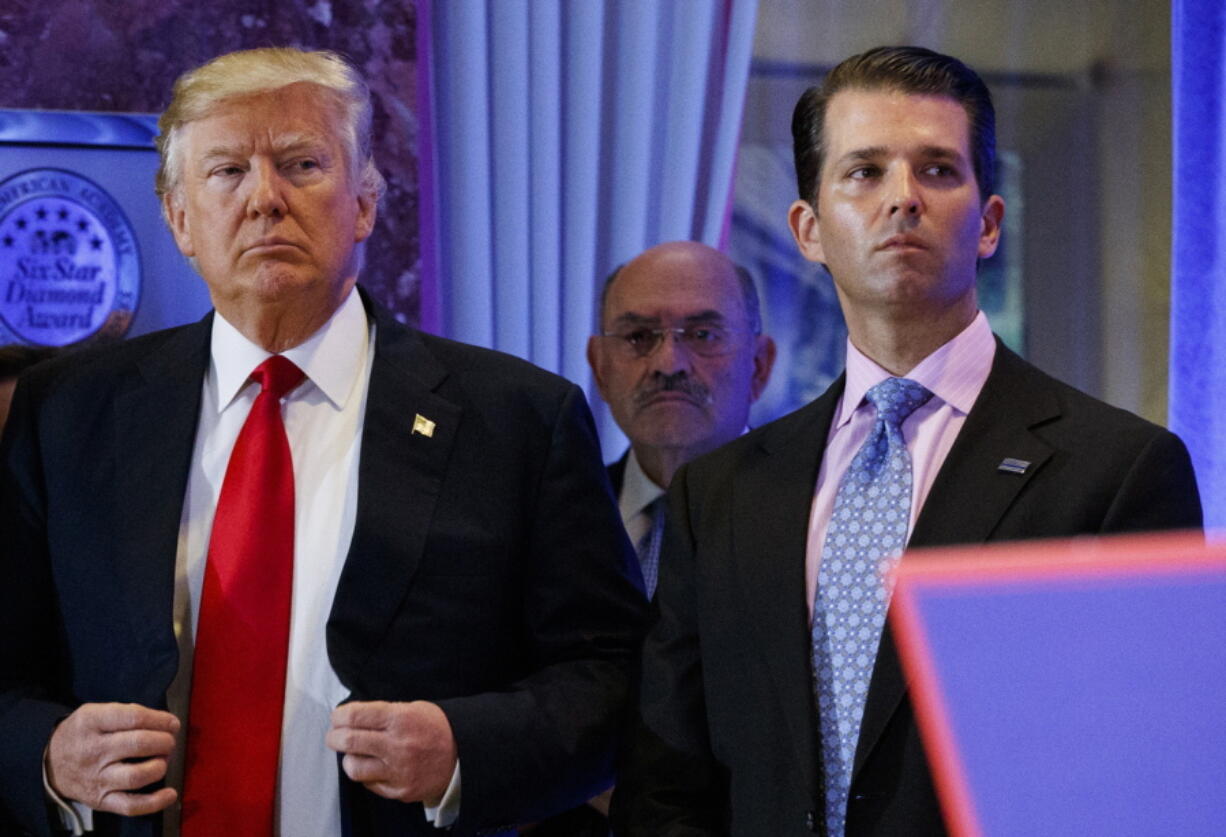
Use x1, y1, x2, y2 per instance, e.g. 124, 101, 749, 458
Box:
246, 159, 289, 219
649, 330, 694, 376
886, 167, 922, 218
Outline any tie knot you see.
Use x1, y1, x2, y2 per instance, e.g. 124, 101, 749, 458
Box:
252, 355, 304, 400
865, 377, 932, 427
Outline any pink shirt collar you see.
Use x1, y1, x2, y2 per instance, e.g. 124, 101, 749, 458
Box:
835, 310, 996, 430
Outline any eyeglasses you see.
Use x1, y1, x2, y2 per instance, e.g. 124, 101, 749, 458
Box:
599, 325, 745, 358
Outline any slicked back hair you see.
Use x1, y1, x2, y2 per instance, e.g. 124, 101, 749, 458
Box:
791, 45, 996, 207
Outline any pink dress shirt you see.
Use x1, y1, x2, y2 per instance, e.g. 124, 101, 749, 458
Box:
804, 311, 997, 623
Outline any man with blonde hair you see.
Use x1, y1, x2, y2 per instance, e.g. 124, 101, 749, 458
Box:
0, 47, 645, 837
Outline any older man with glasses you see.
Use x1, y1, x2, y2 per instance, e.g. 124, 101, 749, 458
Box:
587, 240, 776, 598
516, 241, 779, 837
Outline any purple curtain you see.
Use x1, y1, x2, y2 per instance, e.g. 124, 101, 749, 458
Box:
416, 0, 758, 457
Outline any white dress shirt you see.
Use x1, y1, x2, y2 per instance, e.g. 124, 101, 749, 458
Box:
618, 449, 666, 546
52, 288, 457, 833
163, 288, 372, 836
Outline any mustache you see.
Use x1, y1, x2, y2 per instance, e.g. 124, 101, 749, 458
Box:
633, 372, 711, 408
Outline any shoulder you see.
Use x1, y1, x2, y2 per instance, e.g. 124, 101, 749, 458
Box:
414, 330, 574, 396
686, 378, 843, 484
988, 343, 1176, 442
369, 314, 591, 445
672, 380, 844, 522
404, 331, 583, 431
981, 343, 1201, 530
16, 319, 208, 406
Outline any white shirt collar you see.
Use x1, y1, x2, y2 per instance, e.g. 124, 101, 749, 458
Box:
618, 448, 666, 524
617, 424, 753, 522
209, 287, 370, 412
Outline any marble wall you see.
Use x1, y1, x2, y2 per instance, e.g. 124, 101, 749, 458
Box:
0, 0, 421, 325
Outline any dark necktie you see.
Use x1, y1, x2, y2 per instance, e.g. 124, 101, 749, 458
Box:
811, 376, 933, 837
636, 497, 666, 598
182, 355, 304, 836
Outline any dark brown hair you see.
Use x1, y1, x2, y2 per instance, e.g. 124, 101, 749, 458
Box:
792, 45, 996, 206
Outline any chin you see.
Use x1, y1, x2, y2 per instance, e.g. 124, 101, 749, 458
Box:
247, 267, 326, 301
632, 419, 712, 450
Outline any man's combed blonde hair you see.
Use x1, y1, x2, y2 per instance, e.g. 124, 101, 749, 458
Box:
155, 47, 386, 204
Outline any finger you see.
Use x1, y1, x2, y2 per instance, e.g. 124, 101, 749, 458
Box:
101, 729, 177, 761
90, 703, 180, 735
340, 753, 387, 784
96, 786, 178, 817
365, 781, 409, 802
331, 700, 392, 730
100, 756, 170, 792
325, 727, 386, 758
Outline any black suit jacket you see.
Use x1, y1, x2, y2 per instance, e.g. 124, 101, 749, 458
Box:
0, 291, 648, 837
607, 454, 628, 498
523, 453, 637, 837
612, 341, 1202, 836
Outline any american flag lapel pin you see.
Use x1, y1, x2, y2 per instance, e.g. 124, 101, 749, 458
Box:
412, 413, 436, 438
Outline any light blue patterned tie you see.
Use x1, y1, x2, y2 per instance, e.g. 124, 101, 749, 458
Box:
812, 377, 933, 836
636, 497, 666, 598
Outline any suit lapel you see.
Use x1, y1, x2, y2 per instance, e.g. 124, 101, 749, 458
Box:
908, 343, 1057, 549
733, 377, 844, 804
326, 298, 461, 689
855, 341, 1059, 776
607, 452, 628, 498
111, 317, 212, 697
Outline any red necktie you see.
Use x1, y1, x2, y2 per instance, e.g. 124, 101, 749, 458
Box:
182, 355, 304, 836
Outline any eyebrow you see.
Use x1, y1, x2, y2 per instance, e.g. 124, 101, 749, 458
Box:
915, 145, 966, 163
611, 310, 729, 327
835, 144, 967, 166
837, 146, 888, 165
198, 134, 331, 164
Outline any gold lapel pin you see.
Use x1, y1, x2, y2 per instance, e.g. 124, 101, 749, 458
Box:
412, 413, 436, 438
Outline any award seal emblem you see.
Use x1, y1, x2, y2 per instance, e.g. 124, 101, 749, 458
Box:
0, 168, 141, 347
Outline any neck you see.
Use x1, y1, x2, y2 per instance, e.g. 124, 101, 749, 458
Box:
633, 444, 690, 490
844, 302, 977, 377
214, 283, 353, 353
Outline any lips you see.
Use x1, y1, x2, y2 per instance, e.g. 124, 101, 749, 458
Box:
877, 234, 928, 251
640, 391, 703, 408
634, 387, 711, 411
243, 237, 301, 254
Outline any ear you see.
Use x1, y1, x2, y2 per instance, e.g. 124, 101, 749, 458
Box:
586, 336, 609, 400
162, 191, 195, 258
787, 199, 825, 264
977, 194, 1005, 260
354, 188, 378, 243
749, 335, 777, 402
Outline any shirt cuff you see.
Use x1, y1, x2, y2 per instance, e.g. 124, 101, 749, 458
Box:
42, 746, 93, 835
422, 759, 461, 828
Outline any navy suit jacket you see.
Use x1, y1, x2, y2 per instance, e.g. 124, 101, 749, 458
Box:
0, 290, 647, 836
612, 341, 1203, 836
